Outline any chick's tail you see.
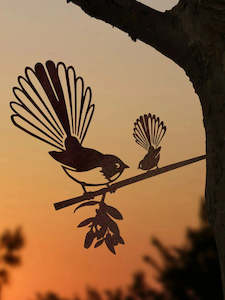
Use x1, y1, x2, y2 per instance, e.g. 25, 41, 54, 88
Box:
133, 113, 167, 151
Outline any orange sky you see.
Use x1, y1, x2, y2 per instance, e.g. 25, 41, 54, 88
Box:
1, 0, 206, 299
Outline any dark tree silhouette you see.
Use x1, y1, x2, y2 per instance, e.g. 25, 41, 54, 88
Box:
0, 227, 24, 300
143, 198, 223, 299
64, 0, 225, 295
34, 292, 69, 300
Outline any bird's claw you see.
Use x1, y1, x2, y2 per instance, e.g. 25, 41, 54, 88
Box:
106, 183, 117, 194
83, 191, 95, 200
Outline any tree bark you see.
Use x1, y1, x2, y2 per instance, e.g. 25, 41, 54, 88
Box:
199, 74, 225, 295
67, 0, 190, 67
66, 0, 225, 296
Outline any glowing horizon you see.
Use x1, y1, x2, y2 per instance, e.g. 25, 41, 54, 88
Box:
1, 0, 205, 299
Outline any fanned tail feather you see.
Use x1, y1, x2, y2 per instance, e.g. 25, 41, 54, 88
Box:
10, 60, 95, 149
133, 113, 166, 150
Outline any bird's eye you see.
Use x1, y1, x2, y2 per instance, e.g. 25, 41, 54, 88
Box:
115, 162, 120, 168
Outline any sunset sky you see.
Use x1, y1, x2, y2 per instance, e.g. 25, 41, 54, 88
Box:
1, 0, 206, 299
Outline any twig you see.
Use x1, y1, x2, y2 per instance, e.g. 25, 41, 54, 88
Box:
54, 154, 206, 210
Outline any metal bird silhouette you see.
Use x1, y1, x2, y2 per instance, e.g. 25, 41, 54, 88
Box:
10, 60, 129, 192
133, 113, 166, 170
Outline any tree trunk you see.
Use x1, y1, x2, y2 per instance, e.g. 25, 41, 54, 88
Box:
179, 3, 225, 293
66, 0, 225, 296
207, 105, 225, 296
199, 74, 225, 294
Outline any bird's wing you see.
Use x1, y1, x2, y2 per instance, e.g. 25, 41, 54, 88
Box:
10, 61, 95, 150
133, 113, 166, 150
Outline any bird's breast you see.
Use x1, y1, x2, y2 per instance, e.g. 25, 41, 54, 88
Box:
140, 151, 160, 170
63, 166, 113, 189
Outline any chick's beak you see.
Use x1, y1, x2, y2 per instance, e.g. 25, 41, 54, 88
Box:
123, 164, 129, 169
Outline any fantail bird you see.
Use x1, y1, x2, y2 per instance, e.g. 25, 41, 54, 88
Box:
133, 113, 166, 170
10, 60, 129, 192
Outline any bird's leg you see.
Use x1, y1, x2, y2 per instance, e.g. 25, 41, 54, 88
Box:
80, 183, 94, 200
80, 183, 87, 193
106, 183, 117, 194
100, 193, 106, 203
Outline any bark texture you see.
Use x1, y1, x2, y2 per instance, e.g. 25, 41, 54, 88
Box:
67, 0, 225, 296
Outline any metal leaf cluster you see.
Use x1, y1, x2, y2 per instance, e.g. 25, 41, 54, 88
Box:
75, 199, 124, 254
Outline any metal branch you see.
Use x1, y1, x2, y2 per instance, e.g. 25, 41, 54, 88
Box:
54, 154, 206, 210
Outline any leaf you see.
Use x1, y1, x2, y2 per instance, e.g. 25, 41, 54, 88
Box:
3, 254, 20, 265
118, 236, 125, 245
107, 219, 120, 236
111, 234, 119, 246
84, 230, 95, 249
97, 225, 107, 238
0, 269, 8, 283
96, 214, 108, 227
77, 218, 94, 228
1, 228, 24, 250
94, 239, 104, 248
74, 201, 99, 213
105, 233, 116, 254
106, 205, 123, 220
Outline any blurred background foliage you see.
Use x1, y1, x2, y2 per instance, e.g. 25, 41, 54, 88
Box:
30, 197, 223, 300
0, 227, 24, 300
0, 198, 221, 299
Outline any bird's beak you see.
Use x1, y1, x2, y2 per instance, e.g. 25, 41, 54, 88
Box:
124, 164, 129, 169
